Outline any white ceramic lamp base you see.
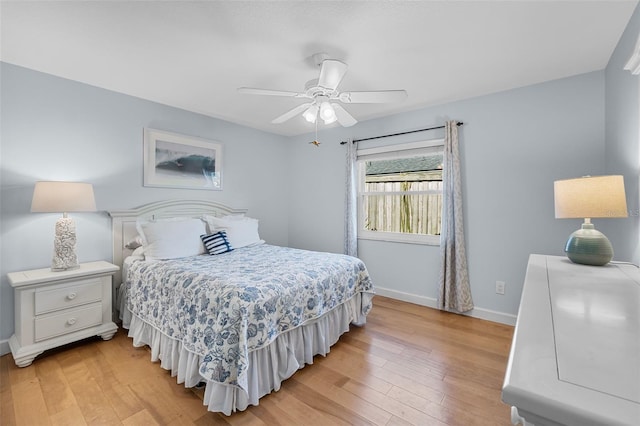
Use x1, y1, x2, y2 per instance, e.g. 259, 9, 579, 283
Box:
52, 215, 79, 271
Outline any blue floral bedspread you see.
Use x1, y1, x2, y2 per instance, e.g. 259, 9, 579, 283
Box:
124, 244, 374, 391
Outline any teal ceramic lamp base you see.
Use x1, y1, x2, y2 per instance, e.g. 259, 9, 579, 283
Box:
564, 222, 613, 266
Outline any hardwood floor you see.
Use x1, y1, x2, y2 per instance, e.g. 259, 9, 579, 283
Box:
1, 296, 514, 425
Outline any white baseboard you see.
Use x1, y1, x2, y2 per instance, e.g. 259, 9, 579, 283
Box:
375, 287, 440, 309
0, 338, 10, 357
374, 287, 517, 326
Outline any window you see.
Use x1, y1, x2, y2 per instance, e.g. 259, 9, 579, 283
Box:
357, 140, 443, 245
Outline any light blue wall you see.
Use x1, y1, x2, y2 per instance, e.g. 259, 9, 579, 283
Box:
604, 3, 640, 265
288, 71, 606, 318
0, 63, 290, 345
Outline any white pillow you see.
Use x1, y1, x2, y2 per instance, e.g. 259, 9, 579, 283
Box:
136, 218, 207, 260
125, 235, 144, 250
203, 215, 262, 249
130, 246, 145, 257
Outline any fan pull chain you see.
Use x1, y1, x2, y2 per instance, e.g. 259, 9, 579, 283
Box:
310, 116, 321, 147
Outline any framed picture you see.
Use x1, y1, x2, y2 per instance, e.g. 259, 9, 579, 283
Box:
143, 128, 223, 190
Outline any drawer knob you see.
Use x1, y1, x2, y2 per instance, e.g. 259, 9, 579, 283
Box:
67, 292, 77, 300
67, 318, 77, 326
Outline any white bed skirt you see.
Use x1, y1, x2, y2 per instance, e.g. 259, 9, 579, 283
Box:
119, 289, 373, 415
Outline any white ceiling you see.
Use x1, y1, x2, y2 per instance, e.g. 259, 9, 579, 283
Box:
1, 1, 637, 137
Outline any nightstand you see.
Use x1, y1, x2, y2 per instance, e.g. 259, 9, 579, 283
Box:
7, 261, 119, 367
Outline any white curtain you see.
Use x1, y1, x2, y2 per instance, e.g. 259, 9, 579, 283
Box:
344, 139, 358, 257
438, 121, 474, 313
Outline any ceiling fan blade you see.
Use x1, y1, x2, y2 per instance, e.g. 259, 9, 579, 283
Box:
238, 87, 302, 97
271, 103, 313, 124
339, 90, 407, 104
318, 60, 348, 91
331, 103, 357, 127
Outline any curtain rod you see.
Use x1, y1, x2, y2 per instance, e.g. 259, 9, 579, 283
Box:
339, 121, 464, 145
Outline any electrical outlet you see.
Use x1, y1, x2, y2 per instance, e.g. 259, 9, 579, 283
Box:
496, 281, 505, 295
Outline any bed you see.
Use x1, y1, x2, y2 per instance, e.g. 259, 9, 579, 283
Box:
109, 200, 374, 415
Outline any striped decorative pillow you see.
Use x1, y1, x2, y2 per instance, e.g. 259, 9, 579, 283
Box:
200, 231, 234, 255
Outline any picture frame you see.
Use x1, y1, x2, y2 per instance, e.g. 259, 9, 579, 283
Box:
143, 128, 223, 190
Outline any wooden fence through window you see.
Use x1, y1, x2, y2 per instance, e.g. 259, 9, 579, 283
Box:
363, 180, 442, 235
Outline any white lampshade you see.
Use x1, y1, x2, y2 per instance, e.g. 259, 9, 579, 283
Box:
554, 175, 628, 266
554, 175, 628, 219
31, 181, 97, 213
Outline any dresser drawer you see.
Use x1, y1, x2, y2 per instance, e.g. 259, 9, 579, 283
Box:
34, 303, 103, 342
34, 278, 102, 314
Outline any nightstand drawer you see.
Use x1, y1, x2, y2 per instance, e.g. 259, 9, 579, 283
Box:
34, 278, 102, 314
34, 303, 103, 342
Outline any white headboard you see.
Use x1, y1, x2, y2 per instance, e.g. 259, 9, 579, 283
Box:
108, 199, 247, 286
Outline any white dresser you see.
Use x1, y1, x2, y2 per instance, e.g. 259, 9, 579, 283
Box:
502, 254, 640, 425
8, 261, 119, 367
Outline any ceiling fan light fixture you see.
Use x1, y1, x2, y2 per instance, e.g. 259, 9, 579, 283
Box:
322, 115, 337, 125
239, 53, 407, 128
302, 104, 318, 123
320, 101, 336, 123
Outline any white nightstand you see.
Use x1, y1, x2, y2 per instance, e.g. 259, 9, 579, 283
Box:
7, 261, 119, 367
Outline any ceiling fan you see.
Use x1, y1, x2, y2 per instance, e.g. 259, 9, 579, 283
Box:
237, 53, 407, 128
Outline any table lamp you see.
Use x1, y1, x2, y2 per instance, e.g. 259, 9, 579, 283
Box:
31, 181, 97, 271
554, 175, 628, 266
